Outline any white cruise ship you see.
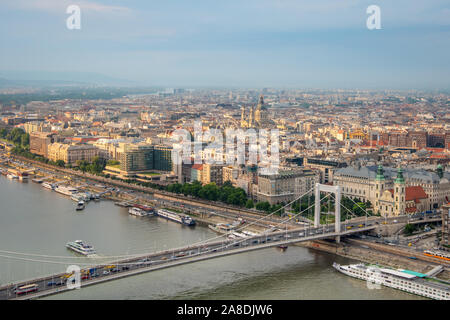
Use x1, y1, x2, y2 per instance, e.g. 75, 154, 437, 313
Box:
208, 223, 235, 234
333, 263, 450, 300
6, 173, 18, 180
157, 209, 196, 226
55, 185, 78, 196
129, 207, 151, 217
42, 182, 55, 190
66, 240, 96, 256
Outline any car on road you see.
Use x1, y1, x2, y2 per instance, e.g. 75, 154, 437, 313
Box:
47, 281, 57, 287
103, 270, 110, 275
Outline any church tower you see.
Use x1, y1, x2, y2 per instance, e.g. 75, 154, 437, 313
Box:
254, 94, 263, 124
375, 164, 385, 214
240, 106, 246, 128
394, 167, 406, 216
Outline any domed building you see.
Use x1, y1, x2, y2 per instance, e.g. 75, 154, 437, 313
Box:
240, 95, 274, 129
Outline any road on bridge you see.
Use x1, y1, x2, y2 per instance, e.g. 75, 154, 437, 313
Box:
0, 223, 376, 300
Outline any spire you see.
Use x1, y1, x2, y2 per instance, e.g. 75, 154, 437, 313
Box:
258, 94, 264, 109
375, 164, 385, 181
394, 167, 405, 184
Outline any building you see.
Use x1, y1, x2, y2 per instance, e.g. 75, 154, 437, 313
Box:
29, 132, 56, 157
257, 168, 319, 205
441, 203, 450, 249
191, 164, 203, 182
120, 144, 154, 173
201, 164, 223, 185
222, 165, 240, 184
240, 95, 273, 128
153, 145, 173, 172
377, 168, 428, 216
382, 131, 427, 149
23, 121, 49, 134
334, 165, 450, 215
47, 143, 99, 165
119, 143, 173, 174
303, 158, 347, 184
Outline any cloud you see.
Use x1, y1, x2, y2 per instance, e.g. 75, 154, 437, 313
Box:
4, 0, 131, 15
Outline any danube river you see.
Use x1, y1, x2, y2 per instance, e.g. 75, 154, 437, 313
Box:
0, 177, 422, 300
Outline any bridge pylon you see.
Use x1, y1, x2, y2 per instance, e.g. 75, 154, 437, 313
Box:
314, 183, 341, 242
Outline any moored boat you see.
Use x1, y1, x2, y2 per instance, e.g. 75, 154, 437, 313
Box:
333, 262, 450, 300
208, 223, 235, 234
7, 174, 18, 180
157, 209, 195, 226
42, 182, 55, 190
55, 185, 78, 196
128, 207, 151, 217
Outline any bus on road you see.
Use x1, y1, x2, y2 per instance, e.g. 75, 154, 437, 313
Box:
14, 284, 38, 295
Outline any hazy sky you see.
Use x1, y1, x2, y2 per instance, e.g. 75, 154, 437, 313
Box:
1, 0, 449, 89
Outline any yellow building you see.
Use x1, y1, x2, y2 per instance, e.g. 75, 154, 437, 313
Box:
47, 143, 99, 165
349, 130, 368, 140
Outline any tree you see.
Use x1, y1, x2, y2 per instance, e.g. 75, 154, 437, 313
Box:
404, 224, 416, 236
56, 160, 65, 167
245, 199, 254, 209
255, 201, 271, 212
351, 202, 365, 216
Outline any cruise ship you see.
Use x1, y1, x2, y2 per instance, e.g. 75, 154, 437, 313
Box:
6, 173, 18, 180
157, 209, 196, 226
129, 207, 152, 217
134, 204, 154, 213
208, 223, 235, 234
66, 240, 96, 256
55, 185, 78, 196
42, 182, 55, 190
333, 262, 450, 300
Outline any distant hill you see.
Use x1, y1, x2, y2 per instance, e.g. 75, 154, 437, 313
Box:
0, 71, 137, 88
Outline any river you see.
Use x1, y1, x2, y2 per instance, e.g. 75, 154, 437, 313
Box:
0, 177, 422, 299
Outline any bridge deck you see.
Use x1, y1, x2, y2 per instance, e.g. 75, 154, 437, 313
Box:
0, 226, 374, 300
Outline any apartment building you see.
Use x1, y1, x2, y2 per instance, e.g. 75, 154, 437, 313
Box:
257, 168, 319, 205
29, 132, 56, 157
47, 143, 99, 165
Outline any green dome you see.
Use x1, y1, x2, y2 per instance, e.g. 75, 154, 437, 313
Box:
394, 167, 405, 184
375, 164, 385, 181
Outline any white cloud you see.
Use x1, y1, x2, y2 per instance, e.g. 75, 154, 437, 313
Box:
4, 0, 131, 15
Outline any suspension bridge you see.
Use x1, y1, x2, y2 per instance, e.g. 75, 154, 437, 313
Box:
0, 184, 397, 300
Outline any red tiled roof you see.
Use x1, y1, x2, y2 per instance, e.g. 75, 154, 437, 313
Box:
388, 186, 428, 201
406, 186, 428, 201
192, 164, 203, 170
